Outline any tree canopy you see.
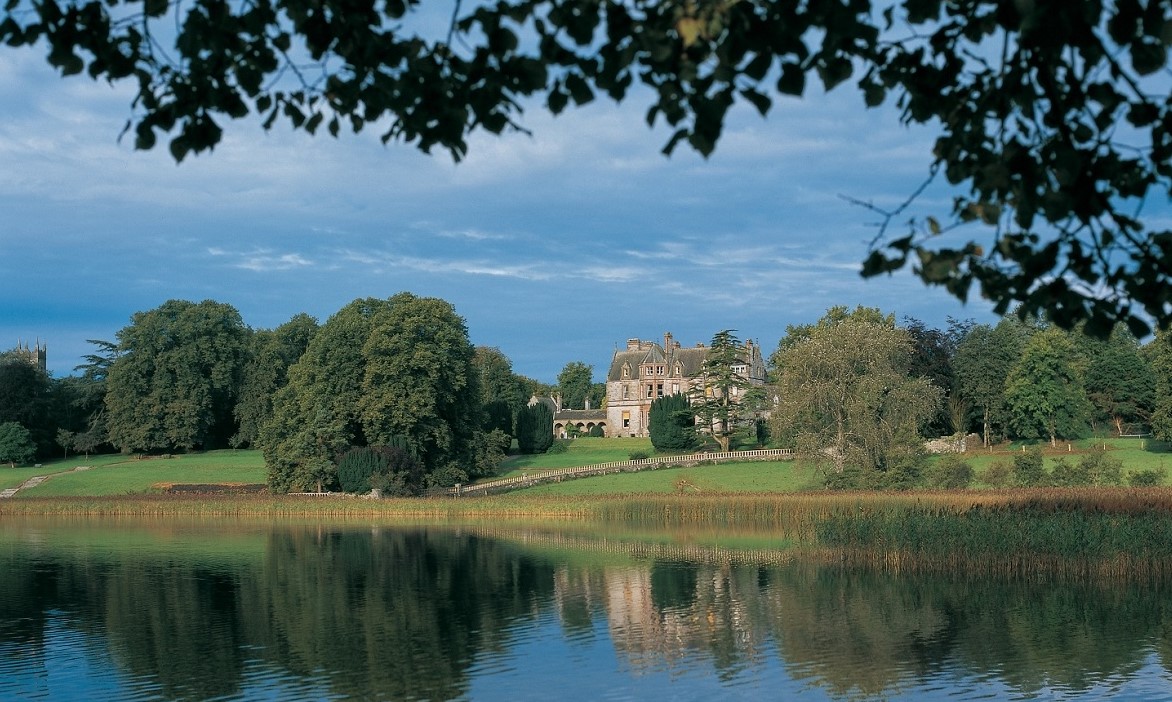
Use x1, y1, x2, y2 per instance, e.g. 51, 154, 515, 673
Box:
5, 0, 1170, 333
105, 299, 249, 452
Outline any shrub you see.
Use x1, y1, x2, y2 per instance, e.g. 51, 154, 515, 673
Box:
548, 439, 569, 454
629, 450, 649, 461
516, 403, 554, 454
1013, 447, 1047, 487
648, 393, 698, 452
336, 443, 424, 495
876, 455, 925, 491
823, 466, 873, 490
926, 454, 975, 489
1049, 457, 1092, 487
1079, 448, 1123, 486
588, 424, 604, 437
1129, 467, 1167, 487
982, 460, 1014, 488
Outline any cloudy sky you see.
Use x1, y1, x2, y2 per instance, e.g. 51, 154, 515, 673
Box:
0, 37, 1007, 383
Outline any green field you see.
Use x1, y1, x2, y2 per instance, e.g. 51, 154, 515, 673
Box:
12, 450, 266, 497
3, 437, 1170, 498
496, 437, 656, 474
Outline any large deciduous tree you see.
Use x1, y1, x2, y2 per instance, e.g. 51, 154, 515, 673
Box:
1003, 327, 1093, 446
234, 313, 318, 447
556, 361, 596, 410
0, 422, 36, 467
261, 293, 487, 492
105, 299, 249, 452
953, 318, 1032, 447
6, 1, 1169, 332
0, 351, 56, 457
1078, 326, 1154, 437
772, 314, 941, 475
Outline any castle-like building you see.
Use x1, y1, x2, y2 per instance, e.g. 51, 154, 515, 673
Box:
544, 332, 766, 438
12, 340, 47, 371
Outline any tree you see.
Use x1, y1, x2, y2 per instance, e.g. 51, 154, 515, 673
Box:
902, 317, 957, 436
0, 352, 55, 457
1004, 327, 1093, 446
1078, 326, 1155, 436
7, 1, 1168, 333
473, 346, 525, 438
689, 330, 757, 452
234, 313, 318, 447
0, 422, 36, 467
648, 393, 697, 452
953, 318, 1032, 447
515, 402, 554, 455
556, 361, 595, 410
772, 314, 941, 475
1146, 331, 1172, 442
261, 294, 490, 491
105, 299, 250, 452
336, 442, 423, 496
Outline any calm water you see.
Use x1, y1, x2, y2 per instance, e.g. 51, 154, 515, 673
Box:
2, 518, 1172, 701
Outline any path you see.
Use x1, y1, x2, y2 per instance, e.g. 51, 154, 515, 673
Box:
0, 465, 94, 498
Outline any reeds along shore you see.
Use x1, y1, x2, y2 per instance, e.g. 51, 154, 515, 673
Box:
6, 488, 1172, 578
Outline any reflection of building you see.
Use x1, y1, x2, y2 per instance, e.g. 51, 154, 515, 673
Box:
12, 340, 46, 371
605, 332, 765, 438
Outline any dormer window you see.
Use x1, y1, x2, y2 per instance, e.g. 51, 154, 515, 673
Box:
621, 363, 631, 379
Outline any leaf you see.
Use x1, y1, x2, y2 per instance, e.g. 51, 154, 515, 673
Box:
739, 88, 771, 116
776, 63, 805, 96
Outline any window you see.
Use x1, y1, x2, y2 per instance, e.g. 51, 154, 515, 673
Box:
672, 383, 679, 395
657, 365, 664, 375
622, 364, 630, 379
622, 411, 630, 428
646, 384, 653, 398
622, 385, 629, 400
656, 383, 664, 398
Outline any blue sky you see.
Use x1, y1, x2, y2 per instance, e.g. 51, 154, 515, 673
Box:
0, 43, 1006, 383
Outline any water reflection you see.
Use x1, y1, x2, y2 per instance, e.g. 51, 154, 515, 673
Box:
1, 519, 1170, 700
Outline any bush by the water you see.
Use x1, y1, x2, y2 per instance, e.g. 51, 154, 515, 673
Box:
1014, 447, 1047, 487
336, 444, 423, 496
1129, 467, 1167, 486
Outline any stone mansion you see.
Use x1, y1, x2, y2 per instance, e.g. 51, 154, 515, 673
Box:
545, 332, 767, 438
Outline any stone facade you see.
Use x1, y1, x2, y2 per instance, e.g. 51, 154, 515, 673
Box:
604, 332, 766, 438
13, 340, 46, 371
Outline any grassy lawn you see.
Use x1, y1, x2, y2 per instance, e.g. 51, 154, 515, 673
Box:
963, 437, 1172, 485
0, 453, 136, 490
18, 450, 266, 497
510, 460, 819, 496
496, 437, 657, 475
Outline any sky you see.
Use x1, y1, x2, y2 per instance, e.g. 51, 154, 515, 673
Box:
0, 35, 1008, 383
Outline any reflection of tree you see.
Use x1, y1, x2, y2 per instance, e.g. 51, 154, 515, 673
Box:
238, 528, 558, 700
2, 523, 1172, 700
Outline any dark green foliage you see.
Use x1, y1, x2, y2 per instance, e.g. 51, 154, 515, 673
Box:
336, 442, 423, 496
234, 313, 318, 447
0, 353, 56, 457
822, 465, 873, 491
628, 451, 649, 461
588, 424, 604, 437
982, 460, 1014, 488
1079, 449, 1124, 486
105, 299, 249, 452
648, 393, 697, 452
1013, 447, 1048, 487
0, 422, 36, 467
926, 454, 975, 489
515, 402, 553, 454
1129, 468, 1167, 487
261, 294, 482, 491
6, 0, 1170, 332
482, 400, 513, 437
1049, 457, 1091, 488
876, 455, 925, 491
1004, 328, 1092, 445
556, 361, 595, 410
547, 439, 569, 454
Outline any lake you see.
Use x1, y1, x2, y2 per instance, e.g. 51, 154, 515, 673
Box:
1, 517, 1171, 701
